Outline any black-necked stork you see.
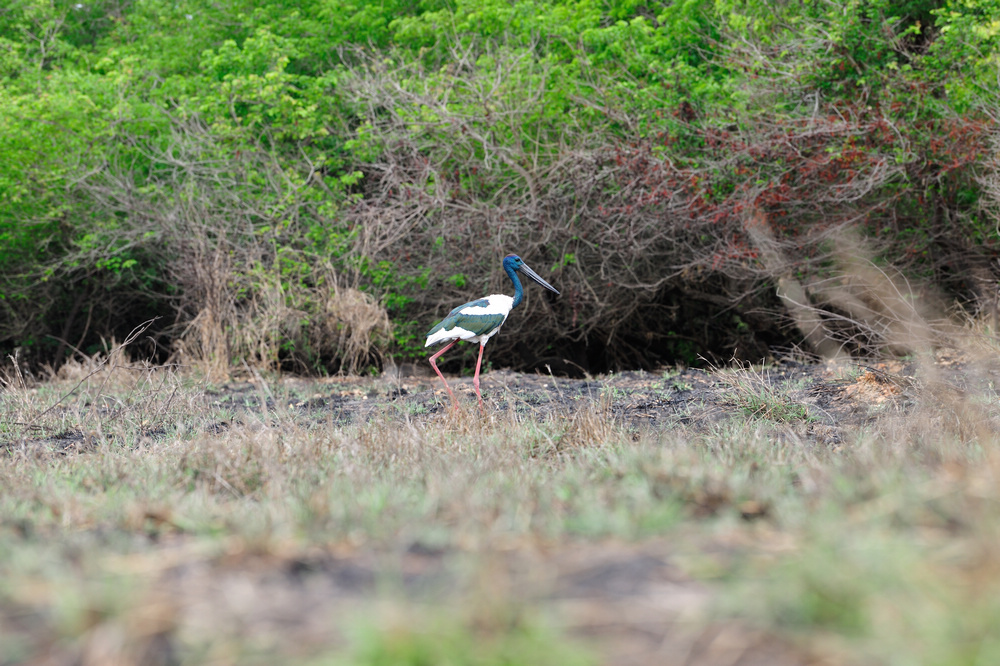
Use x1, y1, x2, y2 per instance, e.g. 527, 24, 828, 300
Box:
426, 254, 559, 410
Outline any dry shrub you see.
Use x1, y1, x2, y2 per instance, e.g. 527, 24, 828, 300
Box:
171, 232, 235, 383
811, 237, 949, 356
283, 274, 393, 376
807, 254, 1000, 448
758, 227, 955, 359
171, 243, 393, 382
176, 262, 392, 378
339, 46, 995, 370
733, 208, 1000, 449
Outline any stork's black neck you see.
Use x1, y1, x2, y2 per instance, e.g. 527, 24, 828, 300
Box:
504, 260, 524, 309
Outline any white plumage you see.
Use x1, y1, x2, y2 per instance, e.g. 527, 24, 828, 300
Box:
424, 295, 513, 346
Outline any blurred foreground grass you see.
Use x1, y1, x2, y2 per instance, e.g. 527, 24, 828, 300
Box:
3, 350, 1000, 665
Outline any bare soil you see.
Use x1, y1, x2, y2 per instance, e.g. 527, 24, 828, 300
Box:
233, 355, 956, 440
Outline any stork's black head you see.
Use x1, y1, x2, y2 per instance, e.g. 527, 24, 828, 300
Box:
503, 254, 524, 271
503, 254, 559, 295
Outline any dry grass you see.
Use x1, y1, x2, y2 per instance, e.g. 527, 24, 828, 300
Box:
715, 360, 813, 423
4, 312, 1000, 664
173, 254, 393, 381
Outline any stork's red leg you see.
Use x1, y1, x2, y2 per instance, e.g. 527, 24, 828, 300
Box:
473, 343, 487, 412
428, 341, 458, 409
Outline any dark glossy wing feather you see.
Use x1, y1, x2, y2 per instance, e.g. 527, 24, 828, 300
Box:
450, 312, 506, 336
427, 298, 492, 337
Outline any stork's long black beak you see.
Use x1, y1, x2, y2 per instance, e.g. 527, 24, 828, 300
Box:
520, 263, 560, 295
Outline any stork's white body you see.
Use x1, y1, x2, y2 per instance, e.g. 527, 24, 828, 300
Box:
424, 294, 514, 347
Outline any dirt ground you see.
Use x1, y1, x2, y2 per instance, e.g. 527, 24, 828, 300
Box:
203, 358, 963, 663
211, 353, 967, 440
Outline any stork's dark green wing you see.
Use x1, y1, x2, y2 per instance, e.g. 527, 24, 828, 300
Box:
427, 299, 504, 338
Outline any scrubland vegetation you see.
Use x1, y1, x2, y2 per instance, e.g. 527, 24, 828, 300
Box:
6, 1, 1000, 664
3, 0, 1000, 374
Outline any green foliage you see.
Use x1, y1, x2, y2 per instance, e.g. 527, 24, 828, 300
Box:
361, 260, 431, 313
339, 614, 594, 666
928, 0, 1000, 108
